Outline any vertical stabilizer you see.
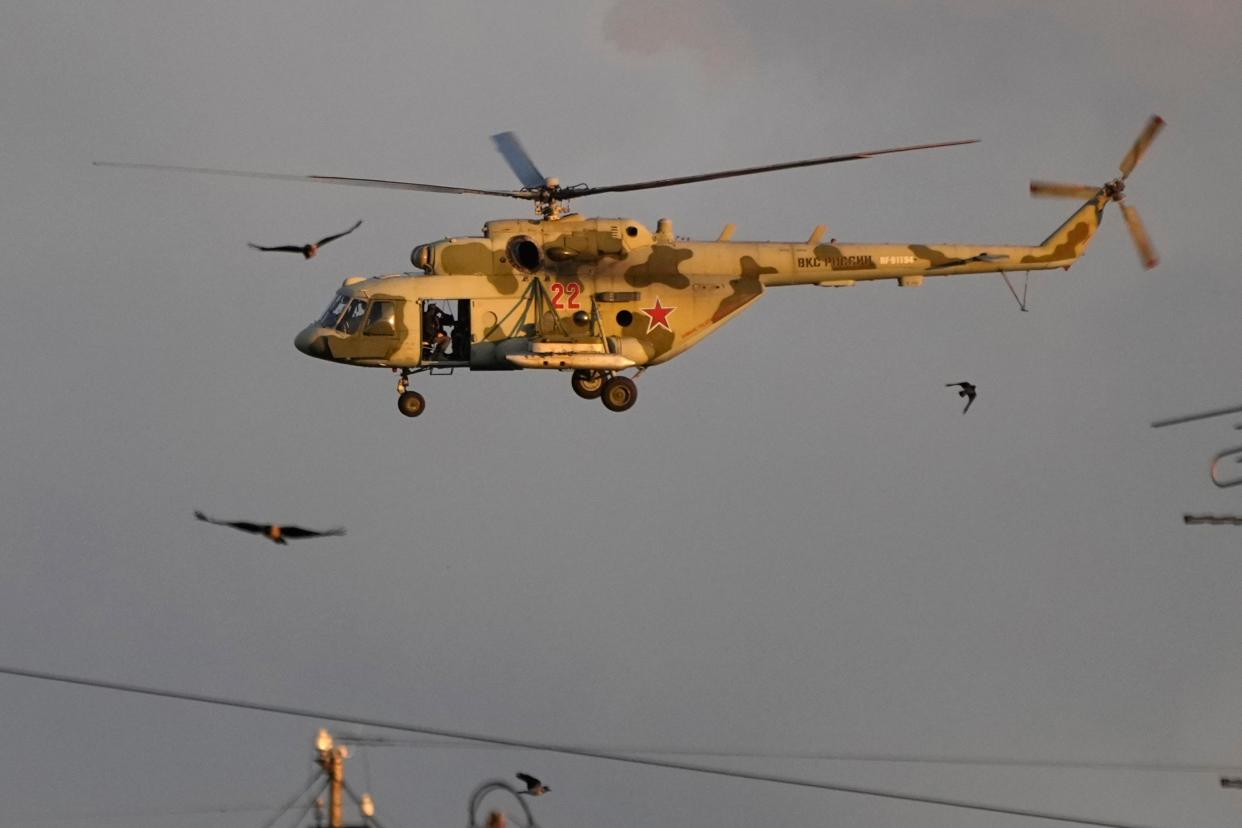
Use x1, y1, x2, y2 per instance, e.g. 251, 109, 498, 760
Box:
1026, 193, 1108, 267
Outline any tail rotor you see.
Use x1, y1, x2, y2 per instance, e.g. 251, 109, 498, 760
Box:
1119, 201, 1158, 270
1029, 115, 1164, 269
1119, 114, 1165, 180
1028, 181, 1099, 199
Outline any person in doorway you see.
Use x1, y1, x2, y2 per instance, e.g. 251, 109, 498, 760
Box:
423, 303, 454, 359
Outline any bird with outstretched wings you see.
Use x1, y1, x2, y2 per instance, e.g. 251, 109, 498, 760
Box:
946, 381, 977, 414
248, 220, 362, 259
516, 773, 549, 796
194, 510, 345, 544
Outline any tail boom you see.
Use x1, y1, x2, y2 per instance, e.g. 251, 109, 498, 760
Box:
758, 195, 1109, 288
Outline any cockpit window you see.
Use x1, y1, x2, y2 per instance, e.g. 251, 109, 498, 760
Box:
318, 294, 350, 328
337, 298, 369, 334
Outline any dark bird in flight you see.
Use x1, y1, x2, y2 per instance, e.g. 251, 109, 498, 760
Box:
194, 511, 346, 544
248, 220, 362, 259
516, 773, 549, 796
946, 381, 977, 413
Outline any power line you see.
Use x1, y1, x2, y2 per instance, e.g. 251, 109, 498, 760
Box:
1151, 404, 1242, 428
260, 772, 329, 828
343, 778, 391, 828
0, 663, 1171, 828
1185, 514, 1242, 526
335, 734, 1242, 774
297, 782, 329, 828
16, 802, 288, 825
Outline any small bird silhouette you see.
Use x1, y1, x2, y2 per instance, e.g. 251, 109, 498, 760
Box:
516, 773, 549, 796
946, 381, 977, 413
248, 220, 362, 259
194, 511, 345, 545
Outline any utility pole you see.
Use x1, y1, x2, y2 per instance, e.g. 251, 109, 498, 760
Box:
315, 728, 374, 828
317, 729, 347, 828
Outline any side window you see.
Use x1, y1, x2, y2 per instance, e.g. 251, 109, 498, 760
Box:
364, 301, 395, 336
337, 299, 369, 334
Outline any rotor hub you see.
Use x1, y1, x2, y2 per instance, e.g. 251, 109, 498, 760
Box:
535, 191, 567, 220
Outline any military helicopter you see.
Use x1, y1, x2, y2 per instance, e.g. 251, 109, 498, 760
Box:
98, 116, 1162, 418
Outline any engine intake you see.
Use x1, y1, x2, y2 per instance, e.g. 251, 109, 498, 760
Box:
507, 236, 542, 273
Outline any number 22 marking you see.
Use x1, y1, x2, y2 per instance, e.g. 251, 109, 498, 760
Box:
550, 282, 581, 309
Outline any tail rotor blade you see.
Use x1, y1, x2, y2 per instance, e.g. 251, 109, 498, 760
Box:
1119, 115, 1165, 179
1029, 180, 1099, 199
1119, 202, 1158, 269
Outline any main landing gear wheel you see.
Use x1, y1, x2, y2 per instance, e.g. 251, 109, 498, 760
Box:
397, 390, 426, 418
601, 376, 638, 412
571, 369, 608, 400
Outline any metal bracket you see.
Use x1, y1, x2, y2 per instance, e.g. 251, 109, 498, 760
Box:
1000, 270, 1030, 312
1210, 447, 1242, 488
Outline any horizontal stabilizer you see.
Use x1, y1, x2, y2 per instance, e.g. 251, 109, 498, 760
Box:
927, 252, 1010, 270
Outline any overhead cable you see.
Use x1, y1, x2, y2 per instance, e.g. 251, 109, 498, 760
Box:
259, 772, 329, 828
0, 663, 1167, 828
335, 733, 1242, 774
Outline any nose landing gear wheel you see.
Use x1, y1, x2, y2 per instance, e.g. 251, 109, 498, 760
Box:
398, 390, 426, 418
601, 376, 637, 412
571, 369, 608, 400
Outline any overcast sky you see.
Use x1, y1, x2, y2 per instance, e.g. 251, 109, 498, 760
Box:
2, 2, 1242, 827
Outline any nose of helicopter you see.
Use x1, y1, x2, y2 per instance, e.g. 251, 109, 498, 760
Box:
294, 325, 329, 358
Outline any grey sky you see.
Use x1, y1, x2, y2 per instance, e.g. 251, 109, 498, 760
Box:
2, 2, 1241, 826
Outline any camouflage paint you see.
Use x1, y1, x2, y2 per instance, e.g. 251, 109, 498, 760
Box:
622, 245, 694, 290
713, 256, 773, 322
1020, 196, 1106, 266
295, 193, 1118, 376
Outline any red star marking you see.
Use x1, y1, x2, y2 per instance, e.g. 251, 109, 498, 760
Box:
640, 297, 677, 333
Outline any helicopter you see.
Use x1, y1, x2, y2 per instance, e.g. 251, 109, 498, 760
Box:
97, 116, 1162, 418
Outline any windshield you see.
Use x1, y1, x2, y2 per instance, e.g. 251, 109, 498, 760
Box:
318, 294, 350, 328
337, 298, 369, 334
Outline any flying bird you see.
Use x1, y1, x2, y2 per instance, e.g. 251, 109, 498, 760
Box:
946, 381, 977, 413
248, 220, 362, 259
194, 510, 345, 544
516, 773, 549, 796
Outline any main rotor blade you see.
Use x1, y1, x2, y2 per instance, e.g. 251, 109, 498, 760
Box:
92, 161, 536, 200
1029, 180, 1100, 199
1119, 115, 1164, 179
491, 132, 547, 190
570, 139, 979, 198
1119, 201, 1158, 269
